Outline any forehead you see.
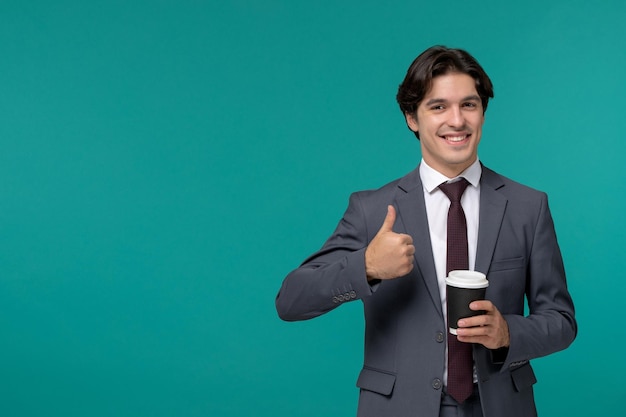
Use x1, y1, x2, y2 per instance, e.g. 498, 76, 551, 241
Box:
423, 72, 479, 100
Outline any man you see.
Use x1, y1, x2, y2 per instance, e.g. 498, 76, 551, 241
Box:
276, 46, 576, 417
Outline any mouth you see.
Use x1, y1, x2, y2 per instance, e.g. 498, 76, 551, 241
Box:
440, 133, 471, 143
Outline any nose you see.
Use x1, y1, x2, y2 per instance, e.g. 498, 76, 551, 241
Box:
447, 106, 465, 128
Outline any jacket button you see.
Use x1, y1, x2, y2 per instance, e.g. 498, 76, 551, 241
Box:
332, 296, 339, 304
432, 378, 442, 390
436, 332, 444, 343
349, 291, 357, 299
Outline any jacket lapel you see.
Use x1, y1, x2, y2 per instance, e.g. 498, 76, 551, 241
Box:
394, 168, 442, 317
391, 165, 508, 316
475, 166, 508, 274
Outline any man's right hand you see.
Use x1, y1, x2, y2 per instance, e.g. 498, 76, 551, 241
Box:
365, 205, 415, 281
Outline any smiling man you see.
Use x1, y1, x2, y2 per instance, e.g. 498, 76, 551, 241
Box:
276, 46, 576, 417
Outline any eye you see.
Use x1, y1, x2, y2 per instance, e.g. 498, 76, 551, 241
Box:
430, 105, 445, 111
462, 101, 478, 109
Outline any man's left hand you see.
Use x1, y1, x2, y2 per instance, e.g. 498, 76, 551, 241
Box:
456, 300, 510, 349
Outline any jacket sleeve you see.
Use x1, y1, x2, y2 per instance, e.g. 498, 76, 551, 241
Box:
499, 193, 577, 370
275, 192, 377, 321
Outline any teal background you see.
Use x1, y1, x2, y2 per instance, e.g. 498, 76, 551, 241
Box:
0, 1, 624, 415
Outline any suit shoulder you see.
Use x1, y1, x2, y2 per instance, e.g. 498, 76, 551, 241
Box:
350, 168, 419, 201
348, 180, 402, 212
482, 166, 547, 201
352, 179, 401, 199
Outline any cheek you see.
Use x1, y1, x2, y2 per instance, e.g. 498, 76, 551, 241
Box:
417, 118, 440, 135
471, 115, 485, 130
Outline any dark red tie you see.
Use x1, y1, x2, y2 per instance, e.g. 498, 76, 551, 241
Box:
439, 178, 473, 404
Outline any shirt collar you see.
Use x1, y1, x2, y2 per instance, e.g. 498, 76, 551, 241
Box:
419, 158, 482, 193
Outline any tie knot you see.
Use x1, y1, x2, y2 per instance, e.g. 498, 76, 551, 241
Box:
439, 178, 470, 203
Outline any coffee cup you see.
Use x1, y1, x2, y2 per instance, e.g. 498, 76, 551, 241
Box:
445, 270, 489, 335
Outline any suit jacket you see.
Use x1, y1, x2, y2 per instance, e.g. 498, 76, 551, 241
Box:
276, 164, 576, 417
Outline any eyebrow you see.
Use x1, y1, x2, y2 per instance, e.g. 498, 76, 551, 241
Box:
424, 94, 481, 107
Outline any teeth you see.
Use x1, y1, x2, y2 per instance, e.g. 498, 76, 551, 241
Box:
445, 135, 467, 142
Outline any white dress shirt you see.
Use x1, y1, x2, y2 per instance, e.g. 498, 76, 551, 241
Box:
419, 158, 482, 385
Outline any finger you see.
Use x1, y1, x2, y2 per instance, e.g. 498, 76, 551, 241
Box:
457, 333, 489, 345
456, 326, 487, 337
458, 314, 489, 329
401, 234, 414, 245
469, 300, 493, 312
378, 205, 397, 233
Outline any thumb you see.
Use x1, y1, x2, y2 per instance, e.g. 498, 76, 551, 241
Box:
378, 205, 397, 233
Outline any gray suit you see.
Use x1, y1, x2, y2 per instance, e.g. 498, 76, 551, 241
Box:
276, 164, 576, 417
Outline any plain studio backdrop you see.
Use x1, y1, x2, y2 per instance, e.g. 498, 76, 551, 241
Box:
0, 1, 623, 415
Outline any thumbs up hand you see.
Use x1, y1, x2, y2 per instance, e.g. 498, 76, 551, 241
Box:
365, 205, 415, 281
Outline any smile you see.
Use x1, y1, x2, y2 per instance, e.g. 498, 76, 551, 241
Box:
441, 134, 470, 142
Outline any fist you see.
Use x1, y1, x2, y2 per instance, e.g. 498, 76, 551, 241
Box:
365, 205, 415, 280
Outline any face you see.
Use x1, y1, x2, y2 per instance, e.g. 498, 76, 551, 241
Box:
405, 72, 484, 178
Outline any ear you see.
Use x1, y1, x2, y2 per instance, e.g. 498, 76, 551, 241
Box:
405, 112, 419, 133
